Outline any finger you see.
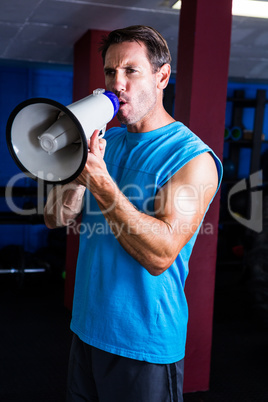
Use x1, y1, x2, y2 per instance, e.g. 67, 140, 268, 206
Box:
89, 130, 101, 155
99, 138, 106, 157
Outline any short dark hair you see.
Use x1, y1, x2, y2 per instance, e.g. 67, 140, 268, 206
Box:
99, 25, 171, 73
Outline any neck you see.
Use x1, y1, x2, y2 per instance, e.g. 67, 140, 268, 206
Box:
127, 107, 175, 133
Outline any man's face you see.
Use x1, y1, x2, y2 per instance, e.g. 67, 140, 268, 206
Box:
104, 41, 159, 130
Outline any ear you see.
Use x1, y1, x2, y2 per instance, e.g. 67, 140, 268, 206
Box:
156, 63, 171, 90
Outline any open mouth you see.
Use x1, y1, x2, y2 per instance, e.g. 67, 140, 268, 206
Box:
119, 97, 127, 107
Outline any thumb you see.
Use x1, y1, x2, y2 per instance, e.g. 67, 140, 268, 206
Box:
89, 130, 101, 156
99, 138, 107, 158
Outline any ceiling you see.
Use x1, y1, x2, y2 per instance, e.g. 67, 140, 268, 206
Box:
1, 0, 268, 81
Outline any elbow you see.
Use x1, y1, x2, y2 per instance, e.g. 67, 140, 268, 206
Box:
147, 268, 166, 276
43, 208, 65, 229
43, 213, 58, 229
44, 214, 73, 229
145, 255, 175, 276
43, 204, 76, 229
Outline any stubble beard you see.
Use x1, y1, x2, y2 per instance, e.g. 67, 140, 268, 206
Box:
117, 87, 158, 128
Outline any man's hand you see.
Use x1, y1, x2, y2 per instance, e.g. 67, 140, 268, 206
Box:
75, 130, 109, 191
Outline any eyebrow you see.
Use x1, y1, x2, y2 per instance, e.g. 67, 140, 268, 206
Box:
104, 64, 140, 72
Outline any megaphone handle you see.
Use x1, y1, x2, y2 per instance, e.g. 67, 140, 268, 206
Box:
99, 125, 106, 138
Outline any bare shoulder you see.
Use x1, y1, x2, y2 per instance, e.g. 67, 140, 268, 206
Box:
155, 152, 219, 222
172, 151, 219, 191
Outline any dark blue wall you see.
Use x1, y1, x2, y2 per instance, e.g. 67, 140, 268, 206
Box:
0, 64, 73, 253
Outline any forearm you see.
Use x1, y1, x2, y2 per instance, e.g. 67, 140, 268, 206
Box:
90, 175, 176, 275
44, 182, 86, 229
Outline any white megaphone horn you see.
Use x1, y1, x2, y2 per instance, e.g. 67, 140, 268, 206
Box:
6, 88, 119, 185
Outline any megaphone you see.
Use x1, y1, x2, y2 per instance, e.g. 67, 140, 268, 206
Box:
6, 88, 119, 185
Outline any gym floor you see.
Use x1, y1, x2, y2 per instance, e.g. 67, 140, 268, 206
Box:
0, 267, 267, 402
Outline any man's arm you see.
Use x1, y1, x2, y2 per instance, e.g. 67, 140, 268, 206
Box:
75, 130, 219, 276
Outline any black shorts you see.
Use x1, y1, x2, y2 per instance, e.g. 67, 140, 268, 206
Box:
66, 334, 184, 402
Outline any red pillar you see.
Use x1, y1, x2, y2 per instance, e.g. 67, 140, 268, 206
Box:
64, 29, 111, 310
174, 0, 232, 392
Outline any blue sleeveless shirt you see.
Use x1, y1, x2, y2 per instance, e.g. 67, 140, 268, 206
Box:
70, 122, 222, 364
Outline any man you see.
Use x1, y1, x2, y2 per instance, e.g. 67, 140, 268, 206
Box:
44, 25, 222, 402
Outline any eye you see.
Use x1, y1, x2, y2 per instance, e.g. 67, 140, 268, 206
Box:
104, 69, 115, 77
126, 68, 137, 74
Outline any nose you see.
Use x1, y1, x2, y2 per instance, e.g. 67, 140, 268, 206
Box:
110, 71, 126, 93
